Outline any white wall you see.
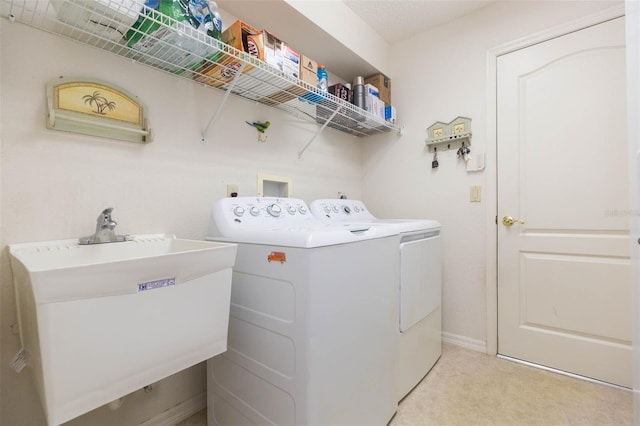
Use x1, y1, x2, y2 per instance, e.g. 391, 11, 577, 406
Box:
0, 22, 363, 425
362, 0, 622, 349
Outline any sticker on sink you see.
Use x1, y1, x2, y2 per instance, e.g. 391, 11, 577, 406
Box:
138, 278, 176, 292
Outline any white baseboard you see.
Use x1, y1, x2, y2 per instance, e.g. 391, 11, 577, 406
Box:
139, 392, 206, 426
442, 332, 486, 353
633, 389, 640, 426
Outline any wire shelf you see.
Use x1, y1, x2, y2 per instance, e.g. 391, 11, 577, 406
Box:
3, 0, 400, 138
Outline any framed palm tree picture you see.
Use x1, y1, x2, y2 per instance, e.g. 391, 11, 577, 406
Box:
46, 77, 153, 143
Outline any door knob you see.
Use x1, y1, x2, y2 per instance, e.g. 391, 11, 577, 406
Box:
502, 216, 525, 226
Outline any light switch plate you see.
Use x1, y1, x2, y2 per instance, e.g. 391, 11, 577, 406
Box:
470, 185, 482, 202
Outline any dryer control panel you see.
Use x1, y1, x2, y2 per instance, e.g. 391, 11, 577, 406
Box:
309, 199, 375, 222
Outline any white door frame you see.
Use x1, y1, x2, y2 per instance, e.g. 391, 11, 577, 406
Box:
484, 4, 626, 356
625, 0, 640, 420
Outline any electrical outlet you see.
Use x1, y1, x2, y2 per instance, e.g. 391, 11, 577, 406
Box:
227, 184, 239, 197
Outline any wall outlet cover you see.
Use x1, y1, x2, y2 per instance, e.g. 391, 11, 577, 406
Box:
227, 184, 239, 197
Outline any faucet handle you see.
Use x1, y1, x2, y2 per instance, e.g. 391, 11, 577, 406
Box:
98, 207, 114, 221
96, 207, 116, 230
80, 208, 124, 245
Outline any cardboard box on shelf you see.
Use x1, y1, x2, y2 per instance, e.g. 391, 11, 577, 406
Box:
196, 19, 264, 88
329, 83, 351, 102
366, 93, 385, 120
299, 54, 318, 86
385, 105, 397, 124
223, 20, 264, 60
195, 51, 244, 88
263, 30, 284, 72
365, 83, 379, 98
258, 85, 308, 106
282, 44, 300, 79
364, 73, 391, 105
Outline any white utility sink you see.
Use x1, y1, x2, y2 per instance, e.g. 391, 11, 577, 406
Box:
9, 234, 237, 426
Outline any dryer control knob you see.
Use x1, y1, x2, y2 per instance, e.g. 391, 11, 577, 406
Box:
353, 206, 361, 213
323, 205, 331, 213
299, 206, 308, 214
233, 206, 245, 217
343, 205, 351, 214
267, 204, 282, 217
249, 206, 260, 216
332, 205, 340, 213
287, 205, 297, 215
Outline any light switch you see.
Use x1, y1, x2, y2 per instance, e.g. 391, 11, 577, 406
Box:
470, 185, 482, 202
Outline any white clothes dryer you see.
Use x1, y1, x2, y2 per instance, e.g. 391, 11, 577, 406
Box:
206, 197, 399, 426
309, 199, 442, 401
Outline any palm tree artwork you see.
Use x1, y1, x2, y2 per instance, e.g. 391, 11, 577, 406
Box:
82, 91, 117, 115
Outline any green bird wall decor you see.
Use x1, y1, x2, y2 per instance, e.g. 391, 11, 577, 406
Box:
246, 121, 270, 132
246, 120, 270, 142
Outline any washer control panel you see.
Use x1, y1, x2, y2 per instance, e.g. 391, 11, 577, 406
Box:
213, 197, 315, 227
208, 197, 401, 246
309, 199, 375, 222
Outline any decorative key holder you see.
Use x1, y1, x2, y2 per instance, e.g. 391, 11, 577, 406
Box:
425, 116, 472, 153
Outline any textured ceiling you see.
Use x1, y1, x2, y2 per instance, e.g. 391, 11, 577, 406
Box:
343, 0, 495, 44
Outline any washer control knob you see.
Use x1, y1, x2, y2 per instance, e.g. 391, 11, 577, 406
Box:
332, 205, 340, 213
323, 205, 331, 213
299, 206, 308, 214
233, 206, 245, 217
249, 206, 260, 216
287, 205, 297, 215
353, 205, 361, 213
343, 205, 351, 214
267, 204, 282, 217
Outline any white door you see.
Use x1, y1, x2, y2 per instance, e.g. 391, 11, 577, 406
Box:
497, 17, 632, 388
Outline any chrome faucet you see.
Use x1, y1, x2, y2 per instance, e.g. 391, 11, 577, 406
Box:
79, 208, 129, 245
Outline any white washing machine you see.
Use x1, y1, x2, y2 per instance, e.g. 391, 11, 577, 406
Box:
309, 199, 442, 401
206, 197, 400, 426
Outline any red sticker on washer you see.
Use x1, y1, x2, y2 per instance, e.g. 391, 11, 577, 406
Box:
267, 251, 286, 263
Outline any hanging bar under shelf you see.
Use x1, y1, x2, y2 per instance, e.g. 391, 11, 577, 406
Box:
298, 107, 340, 159
201, 62, 247, 143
